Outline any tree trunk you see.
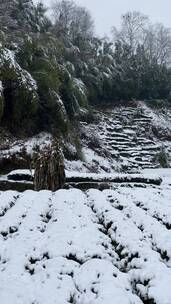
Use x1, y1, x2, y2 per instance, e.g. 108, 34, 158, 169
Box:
34, 139, 65, 191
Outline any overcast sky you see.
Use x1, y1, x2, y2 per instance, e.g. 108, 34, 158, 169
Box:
37, 0, 171, 37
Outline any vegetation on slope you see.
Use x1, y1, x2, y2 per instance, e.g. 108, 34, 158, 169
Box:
0, 0, 171, 138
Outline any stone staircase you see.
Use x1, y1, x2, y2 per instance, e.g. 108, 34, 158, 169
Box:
89, 103, 171, 172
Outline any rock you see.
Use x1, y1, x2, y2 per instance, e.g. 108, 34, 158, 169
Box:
7, 169, 34, 181
0, 180, 34, 192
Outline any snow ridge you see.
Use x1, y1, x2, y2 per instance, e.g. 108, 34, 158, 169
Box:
0, 171, 171, 304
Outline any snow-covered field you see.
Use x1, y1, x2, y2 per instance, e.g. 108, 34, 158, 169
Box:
0, 169, 171, 304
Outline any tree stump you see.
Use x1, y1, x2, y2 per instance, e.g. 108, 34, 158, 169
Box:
34, 139, 65, 191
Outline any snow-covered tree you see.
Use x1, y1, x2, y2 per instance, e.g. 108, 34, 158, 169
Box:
0, 0, 18, 32
0, 0, 50, 36
52, 0, 94, 48
0, 46, 39, 131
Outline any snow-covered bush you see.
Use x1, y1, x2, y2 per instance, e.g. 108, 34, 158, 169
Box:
153, 146, 170, 168
72, 78, 88, 108
0, 47, 38, 131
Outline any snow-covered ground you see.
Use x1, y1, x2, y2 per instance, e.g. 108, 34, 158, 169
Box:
1, 102, 171, 174
0, 132, 52, 158
66, 103, 171, 173
0, 103, 171, 302
0, 169, 171, 304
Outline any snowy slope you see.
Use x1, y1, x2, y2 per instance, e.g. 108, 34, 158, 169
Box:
76, 102, 171, 173
0, 169, 171, 304
1, 102, 171, 174
62, 102, 171, 174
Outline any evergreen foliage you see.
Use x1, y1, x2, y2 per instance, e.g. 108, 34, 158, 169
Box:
0, 0, 171, 135
0, 47, 38, 131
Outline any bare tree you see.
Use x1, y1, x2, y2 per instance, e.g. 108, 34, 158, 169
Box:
0, 0, 18, 32
51, 0, 94, 43
112, 11, 149, 53
70, 6, 94, 42
112, 11, 171, 66
52, 0, 75, 38
144, 23, 171, 65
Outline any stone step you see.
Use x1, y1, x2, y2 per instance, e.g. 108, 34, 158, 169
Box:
145, 145, 162, 151
123, 129, 136, 135
124, 125, 137, 130
106, 131, 129, 138
119, 152, 132, 158
105, 136, 132, 143
136, 138, 155, 145
134, 157, 149, 163
106, 126, 123, 132
110, 143, 136, 150
134, 118, 152, 123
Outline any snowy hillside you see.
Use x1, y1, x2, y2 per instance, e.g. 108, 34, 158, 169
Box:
67, 101, 171, 173
0, 169, 171, 304
1, 101, 171, 176
1, 101, 171, 303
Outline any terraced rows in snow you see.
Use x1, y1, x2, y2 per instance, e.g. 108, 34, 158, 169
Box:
0, 178, 171, 304
88, 103, 171, 171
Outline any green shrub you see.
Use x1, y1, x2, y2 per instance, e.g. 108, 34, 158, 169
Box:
72, 78, 88, 108
0, 48, 39, 131
153, 146, 169, 168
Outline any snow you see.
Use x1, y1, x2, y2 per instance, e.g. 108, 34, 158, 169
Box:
142, 168, 171, 186
0, 132, 52, 159
0, 48, 37, 92
74, 104, 171, 173
3, 168, 162, 184
73, 78, 86, 97
0, 80, 3, 94
1, 103, 171, 174
6, 169, 34, 176
66, 170, 162, 185
1, 101, 171, 302
0, 169, 171, 303
65, 147, 117, 173
138, 101, 171, 132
